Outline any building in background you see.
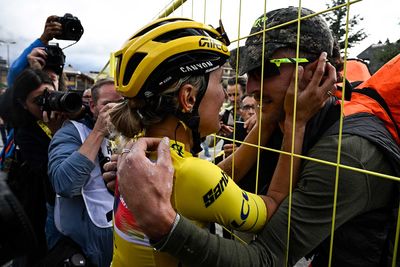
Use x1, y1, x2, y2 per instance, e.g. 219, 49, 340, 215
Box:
0, 59, 96, 91
63, 64, 95, 90
0, 57, 8, 89
357, 39, 400, 73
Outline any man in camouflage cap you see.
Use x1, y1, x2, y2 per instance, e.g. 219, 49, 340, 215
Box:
114, 6, 400, 267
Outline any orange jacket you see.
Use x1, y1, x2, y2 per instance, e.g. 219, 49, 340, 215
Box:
342, 54, 400, 145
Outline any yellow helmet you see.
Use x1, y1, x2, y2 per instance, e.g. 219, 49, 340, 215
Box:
114, 17, 230, 98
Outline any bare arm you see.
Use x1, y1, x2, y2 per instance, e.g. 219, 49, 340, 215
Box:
217, 108, 278, 181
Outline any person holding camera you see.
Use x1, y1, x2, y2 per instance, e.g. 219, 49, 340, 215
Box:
26, 45, 66, 91
7, 13, 83, 90
6, 68, 66, 266
1, 15, 66, 149
48, 78, 123, 267
7, 15, 62, 88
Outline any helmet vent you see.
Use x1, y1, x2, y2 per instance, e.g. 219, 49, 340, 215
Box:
131, 22, 166, 40
123, 52, 147, 86
154, 28, 208, 43
130, 18, 191, 40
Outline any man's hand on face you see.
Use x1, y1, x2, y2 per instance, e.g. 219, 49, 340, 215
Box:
284, 52, 337, 126
117, 137, 177, 240
92, 103, 117, 137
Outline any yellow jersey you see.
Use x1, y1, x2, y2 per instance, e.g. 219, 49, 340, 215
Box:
112, 140, 267, 267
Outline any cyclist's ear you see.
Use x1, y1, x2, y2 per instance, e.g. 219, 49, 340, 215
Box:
178, 83, 196, 113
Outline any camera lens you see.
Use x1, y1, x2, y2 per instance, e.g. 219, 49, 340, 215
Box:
58, 92, 83, 113
41, 91, 82, 113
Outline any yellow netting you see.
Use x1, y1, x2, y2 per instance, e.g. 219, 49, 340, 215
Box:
156, 1, 399, 266
101, 1, 399, 265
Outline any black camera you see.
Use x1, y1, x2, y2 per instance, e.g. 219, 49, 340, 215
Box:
56, 13, 84, 41
45, 44, 66, 75
35, 89, 83, 113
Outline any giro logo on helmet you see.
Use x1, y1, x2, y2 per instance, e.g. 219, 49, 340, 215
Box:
180, 61, 213, 73
199, 37, 228, 52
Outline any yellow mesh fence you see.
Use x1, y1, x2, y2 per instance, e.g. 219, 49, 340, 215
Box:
156, 1, 400, 266
101, 0, 399, 265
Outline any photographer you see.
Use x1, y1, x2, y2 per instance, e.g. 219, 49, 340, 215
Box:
7, 15, 62, 88
48, 79, 123, 267
7, 13, 83, 89
7, 68, 66, 266
1, 15, 67, 147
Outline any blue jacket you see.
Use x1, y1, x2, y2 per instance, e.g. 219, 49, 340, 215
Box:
7, 38, 45, 87
48, 118, 113, 267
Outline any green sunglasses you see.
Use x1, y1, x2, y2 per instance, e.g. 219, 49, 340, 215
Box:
250, 57, 311, 78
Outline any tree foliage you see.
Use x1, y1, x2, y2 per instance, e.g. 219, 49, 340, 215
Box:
323, 0, 368, 51
374, 39, 400, 65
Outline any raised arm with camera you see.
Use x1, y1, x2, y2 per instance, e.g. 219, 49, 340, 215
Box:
7, 16, 61, 87
4, 13, 85, 132
7, 14, 83, 87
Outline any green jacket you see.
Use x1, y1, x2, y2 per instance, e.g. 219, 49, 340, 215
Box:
154, 103, 400, 266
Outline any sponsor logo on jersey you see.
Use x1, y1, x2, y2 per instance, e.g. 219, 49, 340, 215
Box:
230, 191, 250, 229
171, 143, 184, 157
240, 191, 250, 220
203, 171, 229, 208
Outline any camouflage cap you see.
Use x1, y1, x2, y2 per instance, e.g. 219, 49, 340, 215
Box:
239, 6, 334, 75
228, 46, 246, 72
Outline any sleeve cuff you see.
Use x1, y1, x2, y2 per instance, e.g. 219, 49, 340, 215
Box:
72, 150, 96, 170
151, 213, 181, 251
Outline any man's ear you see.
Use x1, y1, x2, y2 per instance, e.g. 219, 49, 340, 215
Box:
89, 99, 96, 114
178, 83, 196, 113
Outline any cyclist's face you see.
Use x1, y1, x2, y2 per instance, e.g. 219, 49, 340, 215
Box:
199, 67, 225, 136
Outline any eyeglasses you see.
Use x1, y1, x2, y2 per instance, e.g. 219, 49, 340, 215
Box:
248, 57, 312, 79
